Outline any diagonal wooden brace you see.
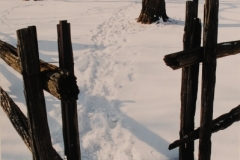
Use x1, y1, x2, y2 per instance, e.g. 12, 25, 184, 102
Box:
0, 86, 63, 160
169, 105, 240, 150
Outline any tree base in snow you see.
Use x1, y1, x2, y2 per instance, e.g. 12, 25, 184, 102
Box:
137, 0, 169, 24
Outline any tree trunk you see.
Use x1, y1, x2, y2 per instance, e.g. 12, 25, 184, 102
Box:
137, 0, 168, 24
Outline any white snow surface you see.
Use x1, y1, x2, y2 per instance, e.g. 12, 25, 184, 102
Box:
0, 0, 239, 160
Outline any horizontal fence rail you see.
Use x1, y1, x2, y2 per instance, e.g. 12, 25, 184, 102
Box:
0, 40, 79, 101
164, 40, 240, 70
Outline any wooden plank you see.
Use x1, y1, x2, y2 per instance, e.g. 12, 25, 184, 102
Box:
0, 40, 79, 101
169, 105, 240, 150
199, 0, 219, 159
163, 40, 240, 70
57, 20, 81, 160
0, 87, 63, 160
17, 26, 55, 160
180, 1, 200, 160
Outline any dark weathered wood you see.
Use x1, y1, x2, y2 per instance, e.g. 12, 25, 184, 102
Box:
0, 87, 63, 160
169, 105, 240, 150
199, 0, 219, 159
57, 20, 81, 160
163, 40, 240, 69
17, 26, 55, 160
193, 0, 199, 17
137, 0, 168, 24
0, 86, 31, 150
0, 40, 79, 101
180, 1, 200, 160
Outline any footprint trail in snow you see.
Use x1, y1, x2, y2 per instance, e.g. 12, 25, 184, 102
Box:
76, 3, 143, 160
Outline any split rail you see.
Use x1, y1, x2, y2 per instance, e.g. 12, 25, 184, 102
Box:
163, 1, 240, 160
0, 20, 81, 160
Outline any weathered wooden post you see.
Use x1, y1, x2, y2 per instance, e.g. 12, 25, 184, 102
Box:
199, 0, 219, 159
180, 1, 201, 160
17, 26, 55, 160
57, 20, 81, 160
164, 0, 239, 158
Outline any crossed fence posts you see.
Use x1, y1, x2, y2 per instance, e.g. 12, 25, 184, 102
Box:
164, 1, 240, 160
0, 20, 81, 160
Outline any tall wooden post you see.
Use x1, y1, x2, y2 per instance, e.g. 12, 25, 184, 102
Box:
180, 1, 201, 160
17, 26, 54, 160
57, 20, 81, 160
199, 0, 219, 160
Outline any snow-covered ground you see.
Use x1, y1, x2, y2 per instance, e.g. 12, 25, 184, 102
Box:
0, 0, 239, 160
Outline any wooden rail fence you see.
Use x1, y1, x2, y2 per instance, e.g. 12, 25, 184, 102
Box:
164, 1, 240, 160
0, 20, 81, 160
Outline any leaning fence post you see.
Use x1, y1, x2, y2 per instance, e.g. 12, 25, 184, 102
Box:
180, 1, 201, 160
199, 0, 219, 160
17, 26, 55, 160
57, 20, 81, 160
